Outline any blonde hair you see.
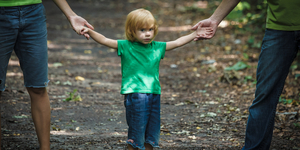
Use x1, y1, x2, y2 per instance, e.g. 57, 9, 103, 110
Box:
125, 8, 158, 42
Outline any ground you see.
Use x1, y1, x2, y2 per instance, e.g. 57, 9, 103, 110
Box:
1, 0, 300, 149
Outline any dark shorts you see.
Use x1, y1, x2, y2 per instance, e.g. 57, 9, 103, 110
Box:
0, 3, 48, 91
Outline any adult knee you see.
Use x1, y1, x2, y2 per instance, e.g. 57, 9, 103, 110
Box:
27, 87, 47, 95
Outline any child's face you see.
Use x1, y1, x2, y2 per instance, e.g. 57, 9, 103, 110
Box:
135, 25, 154, 44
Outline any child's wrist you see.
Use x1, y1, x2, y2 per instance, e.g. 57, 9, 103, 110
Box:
192, 31, 197, 37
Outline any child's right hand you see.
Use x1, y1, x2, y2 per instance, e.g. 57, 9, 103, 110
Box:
80, 27, 90, 39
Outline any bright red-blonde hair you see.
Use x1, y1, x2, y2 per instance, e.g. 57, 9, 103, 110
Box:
125, 8, 158, 42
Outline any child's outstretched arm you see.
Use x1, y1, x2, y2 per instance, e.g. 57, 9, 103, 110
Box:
166, 27, 212, 51
81, 27, 118, 49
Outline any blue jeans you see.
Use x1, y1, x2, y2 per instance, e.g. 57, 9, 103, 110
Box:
124, 93, 161, 150
242, 29, 300, 150
0, 3, 48, 91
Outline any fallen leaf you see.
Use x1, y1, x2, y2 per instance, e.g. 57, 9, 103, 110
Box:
84, 50, 92, 54
75, 76, 85, 81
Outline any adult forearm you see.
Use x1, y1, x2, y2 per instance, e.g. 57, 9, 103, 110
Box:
209, 0, 241, 24
52, 0, 77, 19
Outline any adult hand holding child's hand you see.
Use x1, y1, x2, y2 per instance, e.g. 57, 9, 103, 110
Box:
192, 18, 218, 41
69, 15, 94, 40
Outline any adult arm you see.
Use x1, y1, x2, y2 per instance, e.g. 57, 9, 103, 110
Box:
192, 0, 241, 40
52, 0, 94, 39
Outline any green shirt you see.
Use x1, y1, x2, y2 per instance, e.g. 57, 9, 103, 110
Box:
0, 0, 42, 6
266, 0, 300, 31
117, 40, 166, 94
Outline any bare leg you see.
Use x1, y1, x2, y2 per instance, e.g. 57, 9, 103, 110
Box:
145, 143, 153, 150
26, 87, 50, 150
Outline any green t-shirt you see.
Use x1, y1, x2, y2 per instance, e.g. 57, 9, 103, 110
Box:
266, 0, 300, 31
117, 40, 166, 95
0, 0, 42, 6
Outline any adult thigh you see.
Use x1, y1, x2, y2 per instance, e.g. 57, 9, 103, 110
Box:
0, 8, 19, 91
14, 4, 48, 88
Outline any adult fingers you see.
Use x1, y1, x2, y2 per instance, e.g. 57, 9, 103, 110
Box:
85, 22, 94, 30
191, 22, 202, 30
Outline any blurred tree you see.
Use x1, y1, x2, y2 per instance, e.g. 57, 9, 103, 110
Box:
226, 0, 267, 32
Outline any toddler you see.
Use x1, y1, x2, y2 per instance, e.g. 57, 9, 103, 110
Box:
81, 8, 212, 150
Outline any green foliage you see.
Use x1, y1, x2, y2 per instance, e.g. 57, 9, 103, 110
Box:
225, 61, 250, 71
244, 75, 252, 82
247, 36, 261, 48
243, 53, 249, 59
290, 64, 298, 70
63, 89, 82, 102
243, 75, 257, 85
226, 0, 267, 32
226, 2, 250, 21
294, 123, 300, 128
71, 120, 77, 123
278, 97, 293, 105
290, 60, 300, 79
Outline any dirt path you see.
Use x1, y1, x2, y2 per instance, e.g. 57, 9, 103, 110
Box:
1, 0, 300, 149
